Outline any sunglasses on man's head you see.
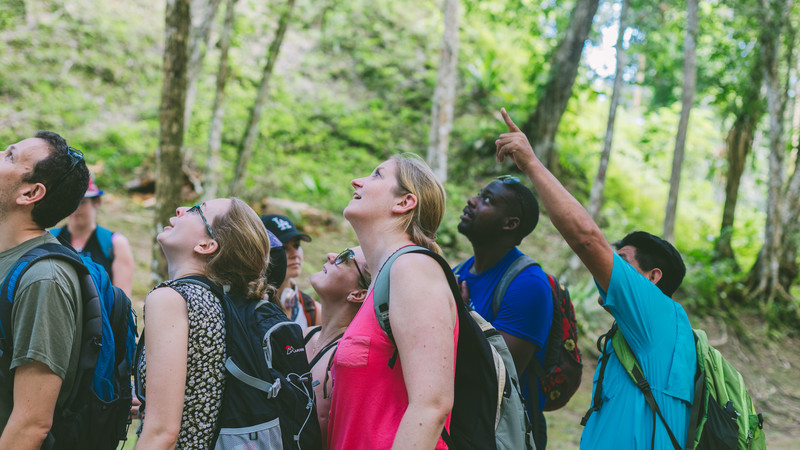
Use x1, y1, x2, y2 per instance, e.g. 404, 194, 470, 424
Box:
334, 248, 368, 289
47, 147, 84, 197
187, 204, 216, 239
497, 175, 520, 184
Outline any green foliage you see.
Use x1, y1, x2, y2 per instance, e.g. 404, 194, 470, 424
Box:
1, 0, 788, 328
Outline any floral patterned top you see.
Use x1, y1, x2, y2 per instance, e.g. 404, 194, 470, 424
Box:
137, 279, 226, 449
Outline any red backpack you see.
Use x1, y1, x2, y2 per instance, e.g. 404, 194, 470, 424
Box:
488, 254, 583, 411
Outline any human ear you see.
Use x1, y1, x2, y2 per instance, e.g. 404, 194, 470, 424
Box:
392, 192, 417, 214
194, 239, 219, 255
347, 288, 368, 304
17, 182, 46, 206
503, 216, 520, 231
647, 267, 663, 285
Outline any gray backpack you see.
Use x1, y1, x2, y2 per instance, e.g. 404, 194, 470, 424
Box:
373, 245, 536, 450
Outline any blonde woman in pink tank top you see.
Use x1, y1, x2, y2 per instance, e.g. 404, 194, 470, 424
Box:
328, 153, 459, 449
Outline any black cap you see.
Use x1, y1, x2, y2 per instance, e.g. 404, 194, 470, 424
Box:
264, 230, 287, 292
261, 214, 312, 245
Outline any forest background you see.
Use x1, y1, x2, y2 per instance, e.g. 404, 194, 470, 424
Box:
2, 0, 799, 447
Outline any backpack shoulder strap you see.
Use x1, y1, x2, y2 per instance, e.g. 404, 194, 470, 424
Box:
611, 329, 683, 450
172, 275, 226, 299
301, 291, 317, 324
491, 254, 539, 317
304, 325, 322, 345
308, 334, 344, 369
0, 243, 87, 341
373, 245, 461, 342
94, 226, 115, 262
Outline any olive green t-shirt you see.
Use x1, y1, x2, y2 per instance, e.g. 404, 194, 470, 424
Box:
0, 233, 82, 432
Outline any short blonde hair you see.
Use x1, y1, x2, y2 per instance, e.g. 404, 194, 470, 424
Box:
391, 153, 445, 254
206, 198, 271, 300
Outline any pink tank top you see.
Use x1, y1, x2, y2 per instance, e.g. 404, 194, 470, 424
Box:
327, 289, 458, 449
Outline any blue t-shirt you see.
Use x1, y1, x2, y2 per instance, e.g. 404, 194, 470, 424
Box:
455, 248, 552, 415
580, 253, 696, 449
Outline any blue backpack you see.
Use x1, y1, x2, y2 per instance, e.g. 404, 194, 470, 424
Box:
0, 242, 137, 449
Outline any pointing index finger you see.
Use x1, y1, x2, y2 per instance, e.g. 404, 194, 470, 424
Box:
500, 108, 521, 133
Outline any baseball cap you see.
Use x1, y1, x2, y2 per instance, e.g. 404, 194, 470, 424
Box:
84, 174, 104, 198
261, 214, 311, 245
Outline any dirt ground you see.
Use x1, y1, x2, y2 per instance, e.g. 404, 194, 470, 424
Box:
98, 196, 799, 449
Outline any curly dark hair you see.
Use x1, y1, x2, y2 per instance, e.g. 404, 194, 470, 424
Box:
22, 131, 90, 228
614, 231, 686, 297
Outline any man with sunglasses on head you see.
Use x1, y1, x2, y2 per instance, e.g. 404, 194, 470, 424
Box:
0, 132, 90, 449
303, 246, 371, 447
455, 173, 553, 449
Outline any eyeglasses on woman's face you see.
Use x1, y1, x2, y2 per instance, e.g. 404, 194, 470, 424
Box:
334, 248, 368, 289
187, 204, 216, 239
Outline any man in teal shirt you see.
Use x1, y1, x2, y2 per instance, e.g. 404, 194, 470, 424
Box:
493, 108, 696, 449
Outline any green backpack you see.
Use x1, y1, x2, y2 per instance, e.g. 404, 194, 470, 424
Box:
611, 326, 765, 449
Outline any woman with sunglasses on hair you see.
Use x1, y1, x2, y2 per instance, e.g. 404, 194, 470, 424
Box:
135, 199, 270, 450
304, 246, 371, 448
327, 154, 458, 449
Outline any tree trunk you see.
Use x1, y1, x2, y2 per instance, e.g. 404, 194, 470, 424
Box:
230, 0, 296, 196
747, 0, 793, 306
587, 0, 629, 221
426, 0, 459, 183
714, 118, 756, 268
521, 0, 600, 171
663, 0, 699, 243
184, 0, 223, 132
203, 0, 238, 201
153, 0, 191, 282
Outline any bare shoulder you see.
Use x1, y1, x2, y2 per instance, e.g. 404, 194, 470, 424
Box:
144, 286, 186, 310
389, 251, 448, 280
111, 232, 132, 251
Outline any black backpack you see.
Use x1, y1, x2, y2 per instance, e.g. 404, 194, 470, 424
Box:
0, 243, 136, 450
373, 246, 535, 450
174, 277, 321, 449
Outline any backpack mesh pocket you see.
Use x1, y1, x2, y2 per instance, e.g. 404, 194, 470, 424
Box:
214, 418, 283, 450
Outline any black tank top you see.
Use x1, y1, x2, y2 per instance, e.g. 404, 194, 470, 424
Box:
56, 227, 115, 282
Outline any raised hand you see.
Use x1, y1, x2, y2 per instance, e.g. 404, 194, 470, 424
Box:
495, 108, 538, 171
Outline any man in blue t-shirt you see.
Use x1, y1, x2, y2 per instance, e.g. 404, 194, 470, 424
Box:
455, 177, 553, 449
494, 108, 695, 449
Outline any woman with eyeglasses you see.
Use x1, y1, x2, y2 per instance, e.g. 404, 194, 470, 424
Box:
326, 154, 457, 449
304, 246, 371, 448
134, 198, 270, 450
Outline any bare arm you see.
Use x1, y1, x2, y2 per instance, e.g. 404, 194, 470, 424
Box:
0, 362, 62, 450
495, 108, 615, 291
499, 331, 537, 376
111, 233, 134, 298
390, 254, 456, 449
135, 287, 189, 450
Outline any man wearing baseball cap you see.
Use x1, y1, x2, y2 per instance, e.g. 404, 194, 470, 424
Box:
52, 174, 135, 297
262, 214, 322, 326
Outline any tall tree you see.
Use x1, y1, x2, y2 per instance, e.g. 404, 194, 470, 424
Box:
203, 0, 238, 201
426, 0, 459, 183
153, 0, 191, 281
184, 0, 223, 131
230, 0, 296, 196
521, 0, 600, 170
663, 0, 699, 243
713, 64, 764, 266
587, 0, 630, 220
747, 0, 794, 307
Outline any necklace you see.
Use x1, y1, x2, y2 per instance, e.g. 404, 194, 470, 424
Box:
310, 327, 347, 356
